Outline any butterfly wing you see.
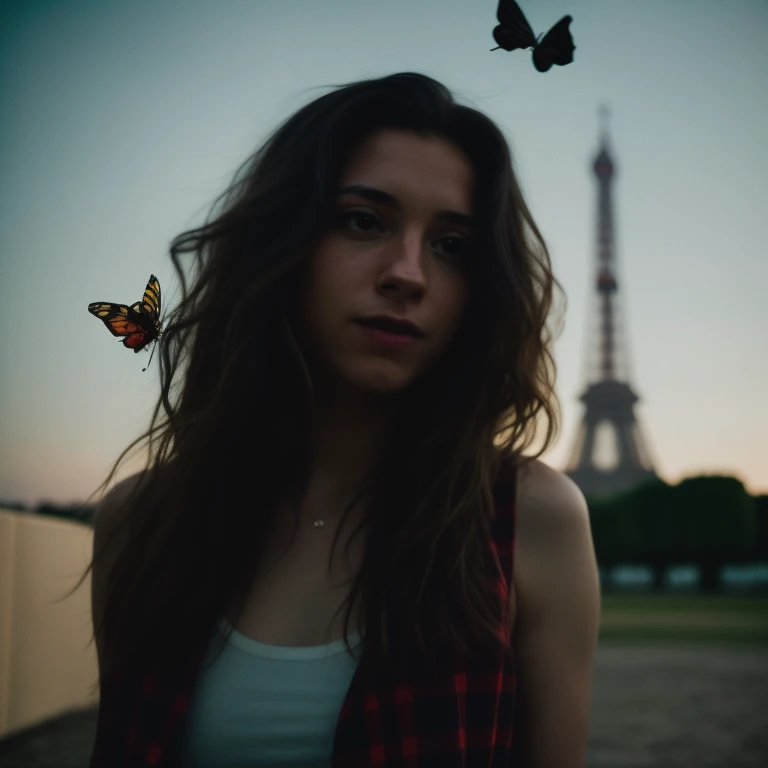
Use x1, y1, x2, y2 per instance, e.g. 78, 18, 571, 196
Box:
87, 274, 163, 353
87, 302, 156, 351
139, 274, 161, 324
532, 15, 575, 72
493, 0, 537, 51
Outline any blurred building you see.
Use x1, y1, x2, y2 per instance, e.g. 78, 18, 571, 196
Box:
566, 108, 658, 497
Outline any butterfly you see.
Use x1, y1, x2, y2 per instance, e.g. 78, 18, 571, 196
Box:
88, 274, 163, 372
490, 0, 575, 73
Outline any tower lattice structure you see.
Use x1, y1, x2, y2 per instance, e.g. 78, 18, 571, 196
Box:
565, 108, 658, 497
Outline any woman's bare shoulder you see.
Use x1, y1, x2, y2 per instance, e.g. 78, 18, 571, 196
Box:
511, 458, 592, 613
515, 458, 589, 535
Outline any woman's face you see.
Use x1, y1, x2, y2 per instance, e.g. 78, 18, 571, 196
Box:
296, 128, 475, 398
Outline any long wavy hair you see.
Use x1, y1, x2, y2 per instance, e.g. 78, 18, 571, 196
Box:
62, 71, 564, 694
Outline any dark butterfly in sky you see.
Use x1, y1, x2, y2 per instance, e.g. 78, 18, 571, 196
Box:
88, 274, 163, 372
491, 0, 575, 72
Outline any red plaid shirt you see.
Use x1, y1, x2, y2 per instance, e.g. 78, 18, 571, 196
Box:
90, 470, 519, 767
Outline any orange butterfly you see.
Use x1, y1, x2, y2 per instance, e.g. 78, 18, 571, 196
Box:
88, 274, 163, 371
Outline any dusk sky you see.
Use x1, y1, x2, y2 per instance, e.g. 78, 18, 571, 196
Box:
1, 0, 766, 507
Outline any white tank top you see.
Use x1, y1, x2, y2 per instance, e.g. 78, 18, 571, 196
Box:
176, 618, 363, 767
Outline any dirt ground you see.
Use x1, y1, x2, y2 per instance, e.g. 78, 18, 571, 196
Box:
587, 641, 768, 768
1, 641, 766, 767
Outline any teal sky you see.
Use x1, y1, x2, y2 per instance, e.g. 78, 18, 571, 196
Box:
1, 0, 766, 506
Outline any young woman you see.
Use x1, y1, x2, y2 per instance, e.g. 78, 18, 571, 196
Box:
74, 72, 600, 767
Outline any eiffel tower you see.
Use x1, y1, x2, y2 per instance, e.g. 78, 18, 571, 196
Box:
565, 107, 658, 497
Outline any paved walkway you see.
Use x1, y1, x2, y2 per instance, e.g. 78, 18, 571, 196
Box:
587, 642, 768, 767
1, 642, 766, 767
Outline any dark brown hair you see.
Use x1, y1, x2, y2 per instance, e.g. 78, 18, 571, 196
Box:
62, 71, 563, 692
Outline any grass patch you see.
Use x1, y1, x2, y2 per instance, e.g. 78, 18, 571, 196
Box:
599, 593, 768, 646
598, 625, 768, 646
601, 593, 768, 614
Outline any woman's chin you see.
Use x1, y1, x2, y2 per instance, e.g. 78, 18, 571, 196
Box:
341, 364, 417, 397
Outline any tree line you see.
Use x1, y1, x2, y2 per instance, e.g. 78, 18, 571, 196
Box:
586, 475, 768, 592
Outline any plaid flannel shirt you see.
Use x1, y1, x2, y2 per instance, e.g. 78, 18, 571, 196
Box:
90, 469, 519, 767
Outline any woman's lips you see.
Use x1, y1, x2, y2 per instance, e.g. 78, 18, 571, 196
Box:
355, 321, 420, 347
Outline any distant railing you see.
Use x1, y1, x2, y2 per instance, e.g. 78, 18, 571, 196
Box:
599, 562, 768, 593
0, 508, 98, 741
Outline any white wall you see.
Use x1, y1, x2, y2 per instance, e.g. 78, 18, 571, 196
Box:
0, 509, 98, 739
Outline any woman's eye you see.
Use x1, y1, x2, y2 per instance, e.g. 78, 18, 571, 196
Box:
341, 211, 382, 232
340, 211, 469, 261
439, 237, 469, 259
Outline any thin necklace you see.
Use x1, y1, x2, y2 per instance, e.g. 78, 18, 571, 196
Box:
305, 508, 329, 528
295, 499, 344, 529
293, 483, 372, 529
